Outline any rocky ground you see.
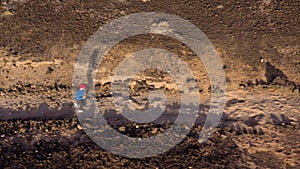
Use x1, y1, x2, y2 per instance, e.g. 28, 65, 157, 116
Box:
0, 0, 299, 168
0, 88, 299, 168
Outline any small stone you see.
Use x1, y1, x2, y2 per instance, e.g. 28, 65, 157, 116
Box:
239, 83, 247, 88
151, 128, 158, 134
3, 11, 14, 16
119, 10, 126, 15
46, 67, 54, 74
77, 124, 83, 130
118, 126, 126, 132
217, 5, 224, 9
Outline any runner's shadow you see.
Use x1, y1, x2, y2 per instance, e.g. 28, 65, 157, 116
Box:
265, 62, 288, 84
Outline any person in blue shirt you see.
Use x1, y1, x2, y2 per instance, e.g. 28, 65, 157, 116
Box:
76, 83, 87, 112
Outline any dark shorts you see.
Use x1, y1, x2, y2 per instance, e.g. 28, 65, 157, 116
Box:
77, 99, 86, 109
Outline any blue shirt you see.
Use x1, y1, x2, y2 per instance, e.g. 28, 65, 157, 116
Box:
76, 89, 85, 101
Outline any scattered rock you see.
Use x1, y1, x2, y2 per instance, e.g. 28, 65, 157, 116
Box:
46, 66, 54, 74
118, 126, 126, 132
239, 83, 247, 88
217, 5, 224, 9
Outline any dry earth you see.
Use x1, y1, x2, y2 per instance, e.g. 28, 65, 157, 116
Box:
0, 0, 299, 168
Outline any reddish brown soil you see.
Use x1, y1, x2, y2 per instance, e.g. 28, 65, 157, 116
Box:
0, 0, 299, 168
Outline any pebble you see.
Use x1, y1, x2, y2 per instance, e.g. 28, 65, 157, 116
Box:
118, 126, 126, 132
77, 125, 83, 130
217, 5, 224, 9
